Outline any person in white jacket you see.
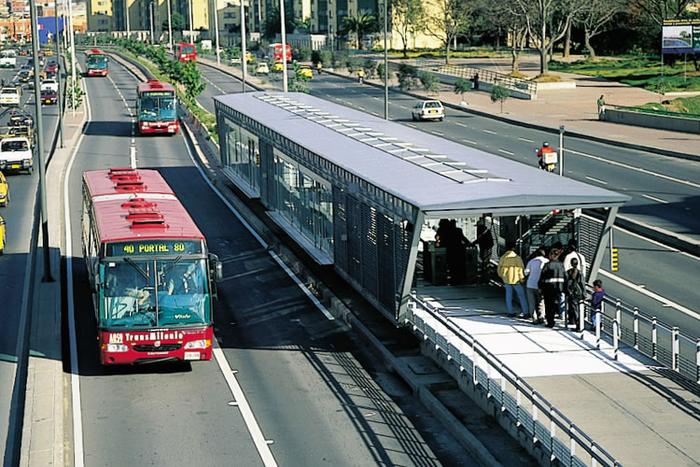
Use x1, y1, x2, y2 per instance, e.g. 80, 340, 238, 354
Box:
524, 248, 548, 324
563, 240, 587, 279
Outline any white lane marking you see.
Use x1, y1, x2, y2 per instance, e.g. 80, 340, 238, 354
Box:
482, 129, 497, 135
431, 130, 444, 136
585, 176, 608, 185
203, 76, 225, 93
462, 139, 477, 145
566, 148, 700, 189
180, 125, 335, 323
212, 345, 278, 467
641, 193, 669, 204
455, 122, 468, 128
518, 137, 534, 143
65, 65, 91, 467
107, 73, 133, 117
498, 148, 514, 155
357, 106, 366, 111
599, 270, 700, 320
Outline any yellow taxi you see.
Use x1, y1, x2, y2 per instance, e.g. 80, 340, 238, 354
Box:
0, 214, 5, 254
0, 171, 8, 207
245, 52, 256, 64
296, 65, 313, 80
271, 61, 285, 73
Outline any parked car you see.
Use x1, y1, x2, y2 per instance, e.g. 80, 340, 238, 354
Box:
0, 171, 8, 207
411, 100, 445, 121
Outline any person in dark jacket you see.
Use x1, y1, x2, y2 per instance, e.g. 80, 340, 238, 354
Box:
539, 248, 566, 328
565, 257, 585, 331
590, 279, 606, 328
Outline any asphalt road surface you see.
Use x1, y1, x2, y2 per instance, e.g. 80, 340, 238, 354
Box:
65, 55, 468, 466
194, 63, 700, 337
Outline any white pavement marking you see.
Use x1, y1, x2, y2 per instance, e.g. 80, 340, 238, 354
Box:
212, 345, 278, 467
482, 129, 497, 135
518, 137, 534, 143
66, 68, 91, 467
455, 122, 468, 128
181, 125, 335, 323
498, 148, 514, 155
462, 139, 477, 145
107, 74, 132, 117
599, 270, 700, 320
567, 148, 700, 189
203, 76, 225, 93
585, 176, 608, 185
431, 130, 444, 136
641, 193, 670, 204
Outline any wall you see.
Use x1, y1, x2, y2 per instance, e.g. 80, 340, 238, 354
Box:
604, 108, 700, 134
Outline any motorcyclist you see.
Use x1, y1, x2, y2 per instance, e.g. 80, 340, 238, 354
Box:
536, 142, 557, 172
357, 68, 365, 84
316, 61, 323, 74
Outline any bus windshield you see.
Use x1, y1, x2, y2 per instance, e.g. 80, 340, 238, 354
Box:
181, 45, 195, 55
87, 55, 107, 68
101, 258, 209, 328
139, 95, 176, 121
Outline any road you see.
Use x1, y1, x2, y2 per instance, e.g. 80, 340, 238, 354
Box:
195, 63, 700, 337
0, 58, 61, 460
65, 55, 467, 466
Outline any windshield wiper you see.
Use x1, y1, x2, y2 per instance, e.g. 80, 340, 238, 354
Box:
159, 255, 183, 279
124, 257, 150, 281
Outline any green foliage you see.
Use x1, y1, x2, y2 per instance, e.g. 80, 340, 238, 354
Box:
294, 47, 311, 62
340, 14, 377, 49
363, 59, 378, 78
65, 77, 84, 109
318, 49, 332, 66
419, 71, 438, 93
377, 62, 386, 81
490, 85, 509, 113
454, 77, 471, 96
331, 50, 347, 68
346, 57, 363, 74
165, 11, 186, 31
396, 63, 419, 90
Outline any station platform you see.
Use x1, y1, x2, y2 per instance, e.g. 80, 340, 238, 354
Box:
414, 283, 700, 466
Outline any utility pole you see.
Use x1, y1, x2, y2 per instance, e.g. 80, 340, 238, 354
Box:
213, 0, 220, 64
149, 0, 155, 43
279, 0, 288, 92
54, 0, 64, 147
383, 0, 388, 120
167, 0, 173, 50
189, 0, 194, 41
559, 124, 565, 176
29, 0, 53, 281
67, 0, 76, 115
240, 0, 247, 90
125, 0, 131, 37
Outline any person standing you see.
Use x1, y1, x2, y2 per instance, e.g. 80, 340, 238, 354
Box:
473, 72, 480, 90
565, 257, 585, 331
539, 248, 566, 328
591, 279, 606, 328
476, 217, 494, 280
497, 241, 528, 317
563, 239, 587, 279
597, 94, 606, 120
524, 248, 548, 324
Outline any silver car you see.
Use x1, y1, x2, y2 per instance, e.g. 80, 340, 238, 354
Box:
411, 100, 445, 121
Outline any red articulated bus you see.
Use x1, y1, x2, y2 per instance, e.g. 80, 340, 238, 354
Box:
82, 168, 222, 365
85, 48, 109, 77
136, 80, 178, 135
176, 42, 197, 62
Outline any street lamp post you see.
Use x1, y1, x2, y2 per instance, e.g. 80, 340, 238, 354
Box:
559, 124, 565, 176
149, 0, 155, 43
54, 0, 64, 147
29, 0, 53, 281
67, 0, 76, 116
188, 0, 194, 41
279, 0, 288, 92
240, 0, 247, 90
125, 0, 131, 37
383, 0, 388, 120
213, 0, 221, 64
167, 0, 173, 50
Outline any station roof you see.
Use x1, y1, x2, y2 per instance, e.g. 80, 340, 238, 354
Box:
214, 92, 629, 216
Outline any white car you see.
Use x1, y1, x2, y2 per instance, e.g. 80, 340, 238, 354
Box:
255, 62, 269, 75
0, 50, 16, 68
0, 87, 21, 106
40, 79, 58, 93
0, 137, 33, 174
411, 100, 445, 121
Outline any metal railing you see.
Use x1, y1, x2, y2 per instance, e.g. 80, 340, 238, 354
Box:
591, 293, 700, 383
406, 297, 621, 466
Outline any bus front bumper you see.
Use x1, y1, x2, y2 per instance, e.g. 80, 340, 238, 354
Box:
99, 327, 213, 365
87, 69, 108, 77
139, 121, 179, 135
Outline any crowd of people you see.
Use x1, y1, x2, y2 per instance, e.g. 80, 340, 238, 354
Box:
434, 218, 494, 285
497, 239, 605, 330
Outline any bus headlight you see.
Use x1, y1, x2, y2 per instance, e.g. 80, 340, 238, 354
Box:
106, 343, 128, 352
184, 339, 211, 350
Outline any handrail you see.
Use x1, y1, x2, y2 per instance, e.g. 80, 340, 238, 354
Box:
407, 295, 622, 466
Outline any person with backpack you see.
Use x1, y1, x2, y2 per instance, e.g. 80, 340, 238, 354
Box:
565, 257, 585, 331
539, 247, 566, 328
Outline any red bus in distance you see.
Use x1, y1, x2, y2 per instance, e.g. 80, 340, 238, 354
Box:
176, 42, 197, 62
81, 168, 222, 365
85, 48, 108, 77
269, 43, 292, 63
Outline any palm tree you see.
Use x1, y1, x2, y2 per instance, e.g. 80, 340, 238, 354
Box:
341, 14, 377, 49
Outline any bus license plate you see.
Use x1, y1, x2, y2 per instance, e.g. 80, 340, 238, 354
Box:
184, 351, 200, 361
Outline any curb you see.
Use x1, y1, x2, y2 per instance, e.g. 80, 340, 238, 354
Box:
323, 69, 700, 162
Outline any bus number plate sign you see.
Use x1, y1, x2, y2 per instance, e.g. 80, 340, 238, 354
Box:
107, 240, 201, 256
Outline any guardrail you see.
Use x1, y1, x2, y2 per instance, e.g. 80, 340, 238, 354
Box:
406, 297, 621, 467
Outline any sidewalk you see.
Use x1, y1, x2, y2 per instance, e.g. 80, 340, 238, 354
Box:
414, 287, 700, 466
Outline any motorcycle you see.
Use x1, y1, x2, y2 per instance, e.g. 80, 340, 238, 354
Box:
536, 148, 558, 173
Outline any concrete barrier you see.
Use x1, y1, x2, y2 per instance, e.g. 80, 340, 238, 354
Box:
605, 108, 700, 134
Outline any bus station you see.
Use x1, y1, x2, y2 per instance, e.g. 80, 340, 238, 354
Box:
213, 92, 628, 324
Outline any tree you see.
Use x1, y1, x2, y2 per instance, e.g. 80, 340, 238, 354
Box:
490, 84, 509, 113
264, 8, 295, 39
392, 0, 425, 58
397, 63, 419, 90
632, 0, 693, 26
577, 0, 627, 58
482, 0, 528, 73
165, 12, 186, 33
454, 77, 471, 104
419, 71, 439, 93
341, 14, 378, 49
424, 0, 472, 64
513, 0, 585, 74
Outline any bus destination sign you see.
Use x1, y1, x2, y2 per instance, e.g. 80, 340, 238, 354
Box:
143, 91, 174, 97
107, 240, 202, 256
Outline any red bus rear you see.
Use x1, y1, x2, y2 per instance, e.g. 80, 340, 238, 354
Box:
176, 42, 197, 62
82, 168, 222, 365
269, 43, 292, 63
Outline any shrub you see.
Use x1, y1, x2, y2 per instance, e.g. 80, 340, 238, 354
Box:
397, 63, 419, 90
419, 71, 438, 93
490, 84, 509, 113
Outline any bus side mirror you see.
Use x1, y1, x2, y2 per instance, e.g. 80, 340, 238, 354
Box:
209, 254, 223, 282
